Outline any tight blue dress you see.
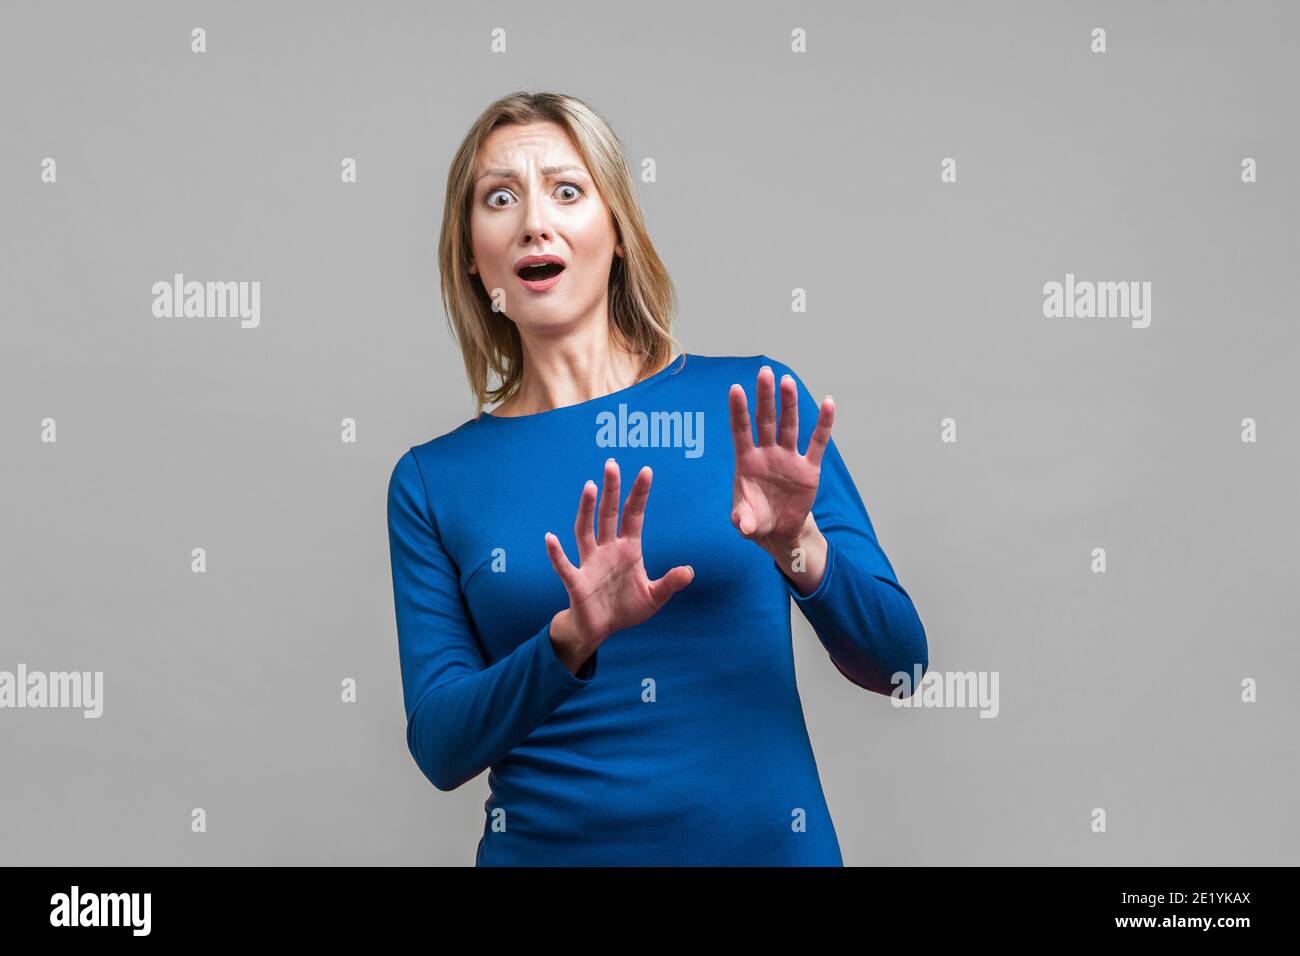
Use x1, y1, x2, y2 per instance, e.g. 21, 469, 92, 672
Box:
386, 352, 928, 865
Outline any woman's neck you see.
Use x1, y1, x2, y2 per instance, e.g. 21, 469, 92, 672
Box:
492, 343, 663, 417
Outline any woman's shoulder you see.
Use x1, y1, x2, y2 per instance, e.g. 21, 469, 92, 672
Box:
678, 351, 780, 373
389, 414, 492, 485
685, 351, 805, 383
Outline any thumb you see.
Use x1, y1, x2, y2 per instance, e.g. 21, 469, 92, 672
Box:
649, 565, 694, 604
731, 500, 757, 538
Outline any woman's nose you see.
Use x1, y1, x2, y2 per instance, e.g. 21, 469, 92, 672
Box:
520, 192, 554, 242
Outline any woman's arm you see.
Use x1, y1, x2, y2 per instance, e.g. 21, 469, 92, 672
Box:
741, 356, 930, 697
387, 449, 596, 792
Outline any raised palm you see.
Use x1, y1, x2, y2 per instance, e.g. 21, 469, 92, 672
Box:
729, 365, 835, 547
545, 459, 693, 648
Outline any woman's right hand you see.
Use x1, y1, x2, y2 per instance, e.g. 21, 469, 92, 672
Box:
544, 458, 694, 664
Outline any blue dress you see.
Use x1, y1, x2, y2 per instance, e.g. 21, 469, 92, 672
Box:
386, 352, 928, 865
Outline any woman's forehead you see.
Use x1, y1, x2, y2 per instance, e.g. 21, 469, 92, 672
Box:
478, 122, 581, 166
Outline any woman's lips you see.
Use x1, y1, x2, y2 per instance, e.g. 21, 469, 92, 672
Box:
516, 269, 564, 292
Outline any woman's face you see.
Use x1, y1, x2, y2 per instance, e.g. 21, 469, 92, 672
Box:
468, 120, 622, 335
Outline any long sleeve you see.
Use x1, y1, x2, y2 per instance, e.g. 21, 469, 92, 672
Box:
763, 356, 929, 697
386, 448, 598, 792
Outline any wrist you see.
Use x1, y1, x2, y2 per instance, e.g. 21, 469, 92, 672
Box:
763, 514, 829, 596
550, 609, 602, 665
761, 513, 821, 566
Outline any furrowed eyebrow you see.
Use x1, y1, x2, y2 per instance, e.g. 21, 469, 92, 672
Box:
476, 164, 588, 183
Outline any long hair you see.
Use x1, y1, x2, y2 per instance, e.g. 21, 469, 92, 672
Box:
438, 91, 681, 416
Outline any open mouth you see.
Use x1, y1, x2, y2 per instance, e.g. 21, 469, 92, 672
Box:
516, 262, 566, 281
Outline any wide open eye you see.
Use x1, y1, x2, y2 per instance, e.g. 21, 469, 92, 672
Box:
485, 182, 585, 208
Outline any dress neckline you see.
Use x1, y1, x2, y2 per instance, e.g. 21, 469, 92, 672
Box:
478, 353, 688, 423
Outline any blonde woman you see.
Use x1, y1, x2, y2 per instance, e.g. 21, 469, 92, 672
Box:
387, 91, 928, 866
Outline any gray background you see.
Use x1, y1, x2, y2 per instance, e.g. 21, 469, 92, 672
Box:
2, 0, 1296, 865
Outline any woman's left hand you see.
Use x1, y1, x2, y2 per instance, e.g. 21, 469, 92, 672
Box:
728, 365, 835, 570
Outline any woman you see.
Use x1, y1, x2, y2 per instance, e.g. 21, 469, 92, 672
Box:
387, 91, 928, 866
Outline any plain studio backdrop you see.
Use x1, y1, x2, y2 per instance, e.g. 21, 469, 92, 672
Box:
1, 0, 1296, 865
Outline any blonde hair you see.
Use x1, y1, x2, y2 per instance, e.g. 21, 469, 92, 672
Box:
437, 91, 682, 416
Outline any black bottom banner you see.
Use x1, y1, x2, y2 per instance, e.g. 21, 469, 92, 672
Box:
0, 864, 1281, 941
